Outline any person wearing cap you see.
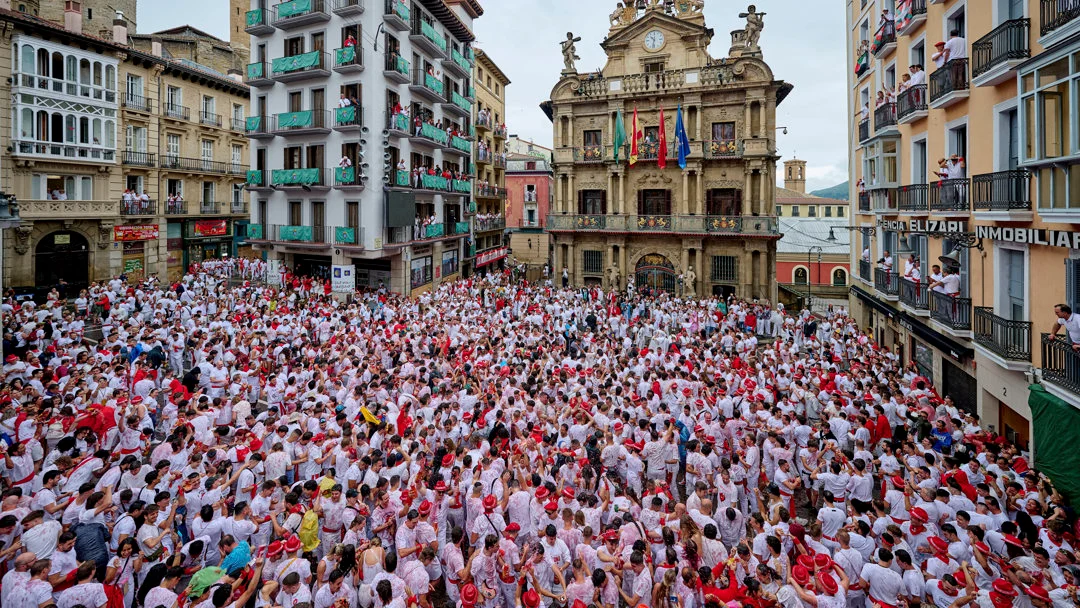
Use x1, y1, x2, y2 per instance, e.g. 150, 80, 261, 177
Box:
923, 569, 976, 608
859, 549, 904, 608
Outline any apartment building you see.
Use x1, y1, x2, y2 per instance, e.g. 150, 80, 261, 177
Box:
0, 4, 249, 291
544, 3, 789, 297
242, 0, 480, 295
506, 153, 553, 267
470, 47, 509, 275
846, 0, 1080, 446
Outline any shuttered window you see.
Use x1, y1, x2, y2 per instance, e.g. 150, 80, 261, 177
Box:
711, 256, 738, 282
578, 190, 606, 215
1066, 258, 1080, 314
583, 250, 603, 274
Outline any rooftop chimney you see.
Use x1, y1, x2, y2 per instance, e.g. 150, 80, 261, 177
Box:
113, 11, 128, 45
64, 1, 83, 35
151, 37, 163, 57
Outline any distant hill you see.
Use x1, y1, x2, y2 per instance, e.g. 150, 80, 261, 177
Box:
810, 181, 849, 200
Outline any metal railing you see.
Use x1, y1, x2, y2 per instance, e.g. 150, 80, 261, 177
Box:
475, 217, 506, 232
273, 109, 331, 133
246, 115, 272, 136
334, 45, 364, 69
973, 18, 1030, 78
164, 103, 190, 121
871, 187, 898, 213
872, 21, 896, 54
930, 290, 972, 331
897, 183, 929, 212
858, 192, 871, 213
230, 117, 246, 132
974, 307, 1032, 361
972, 170, 1031, 211
545, 214, 779, 236
898, 0, 927, 31
122, 150, 156, 167
245, 7, 271, 31
122, 93, 154, 113
1040, 0, 1080, 36
267, 224, 332, 243
859, 259, 872, 282
334, 105, 364, 128
900, 277, 929, 310
1041, 333, 1080, 394
385, 52, 410, 77
410, 68, 444, 97
161, 156, 231, 174
929, 178, 970, 213
199, 201, 221, 214
164, 199, 187, 215
874, 102, 897, 131
231, 201, 249, 214
929, 59, 969, 104
199, 110, 222, 127
271, 51, 329, 78
858, 119, 870, 142
120, 198, 157, 216
874, 268, 899, 296
897, 84, 927, 121
13, 140, 115, 161
475, 184, 507, 199
272, 0, 328, 26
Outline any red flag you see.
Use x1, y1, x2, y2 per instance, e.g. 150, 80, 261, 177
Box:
658, 106, 668, 169
629, 106, 640, 166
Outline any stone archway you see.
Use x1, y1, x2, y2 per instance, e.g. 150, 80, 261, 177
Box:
635, 252, 677, 294
35, 230, 90, 290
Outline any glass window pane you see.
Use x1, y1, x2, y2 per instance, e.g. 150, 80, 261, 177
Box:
1040, 83, 1069, 159
1054, 166, 1067, 209
1040, 56, 1070, 87
1024, 96, 1036, 160
1022, 71, 1035, 93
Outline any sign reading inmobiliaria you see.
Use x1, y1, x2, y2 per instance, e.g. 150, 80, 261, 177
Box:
975, 226, 1080, 249
113, 225, 160, 241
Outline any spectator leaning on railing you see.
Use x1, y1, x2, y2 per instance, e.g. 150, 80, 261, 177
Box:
1050, 304, 1080, 350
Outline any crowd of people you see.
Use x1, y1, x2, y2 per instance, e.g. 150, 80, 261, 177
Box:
0, 268, 1076, 608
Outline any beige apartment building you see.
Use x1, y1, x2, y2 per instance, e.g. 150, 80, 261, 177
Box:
545, 3, 789, 299
470, 47, 510, 274
0, 3, 249, 291
847, 0, 1080, 449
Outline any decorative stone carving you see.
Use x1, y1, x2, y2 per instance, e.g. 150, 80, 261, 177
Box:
635, 173, 674, 186
738, 5, 766, 50
607, 262, 621, 289
674, 0, 705, 17
610, 2, 636, 27
705, 180, 744, 190
98, 224, 114, 249
561, 32, 582, 74
684, 265, 697, 297
13, 225, 32, 255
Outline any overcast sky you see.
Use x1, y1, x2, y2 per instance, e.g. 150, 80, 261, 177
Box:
139, 0, 848, 191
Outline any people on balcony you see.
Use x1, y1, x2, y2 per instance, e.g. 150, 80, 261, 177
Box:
943, 29, 967, 63
48, 187, 68, 201
878, 249, 894, 273
338, 155, 352, 168
1050, 304, 1080, 351
932, 41, 948, 69
338, 93, 353, 108
935, 155, 966, 180
166, 193, 185, 214
929, 265, 961, 298
928, 264, 944, 292
343, 33, 357, 48
908, 64, 926, 86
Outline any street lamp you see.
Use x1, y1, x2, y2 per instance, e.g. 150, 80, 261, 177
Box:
808, 245, 823, 311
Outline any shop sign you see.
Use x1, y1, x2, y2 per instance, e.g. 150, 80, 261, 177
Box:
331, 265, 355, 292
909, 220, 966, 234
193, 220, 228, 237
975, 226, 1080, 249
54, 234, 70, 245
878, 220, 906, 231
114, 225, 159, 241
476, 246, 508, 267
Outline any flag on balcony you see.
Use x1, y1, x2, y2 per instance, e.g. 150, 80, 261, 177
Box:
614, 108, 627, 164
657, 106, 668, 170
675, 104, 691, 170
629, 106, 641, 166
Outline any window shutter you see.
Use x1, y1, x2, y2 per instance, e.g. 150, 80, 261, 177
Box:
638, 190, 644, 215
577, 190, 583, 215
1068, 259, 1080, 314
665, 189, 672, 214
601, 190, 607, 215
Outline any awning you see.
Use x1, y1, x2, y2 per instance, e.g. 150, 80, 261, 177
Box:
850, 285, 896, 319
1030, 383, 1080, 504
850, 285, 973, 361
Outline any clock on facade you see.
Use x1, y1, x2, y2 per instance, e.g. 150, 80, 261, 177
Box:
644, 30, 665, 51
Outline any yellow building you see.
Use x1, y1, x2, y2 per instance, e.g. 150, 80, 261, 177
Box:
776, 159, 849, 219
0, 4, 249, 290
471, 47, 510, 274
846, 0, 1080, 446
544, 3, 789, 298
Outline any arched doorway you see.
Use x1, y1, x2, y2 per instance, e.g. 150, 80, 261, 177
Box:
635, 253, 676, 294
35, 230, 90, 291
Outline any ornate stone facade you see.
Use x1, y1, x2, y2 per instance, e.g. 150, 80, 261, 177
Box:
544, 3, 791, 299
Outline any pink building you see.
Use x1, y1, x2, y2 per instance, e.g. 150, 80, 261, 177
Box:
505, 153, 553, 265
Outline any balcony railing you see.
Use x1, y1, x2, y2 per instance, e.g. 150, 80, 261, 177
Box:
874, 268, 899, 296
200, 201, 222, 214
413, 122, 449, 146
704, 139, 742, 158
897, 0, 927, 33
897, 85, 927, 121
271, 51, 329, 79
413, 19, 448, 54
161, 156, 231, 174
450, 91, 472, 113
972, 170, 1032, 211
13, 140, 115, 161
928, 178, 970, 213
858, 119, 870, 142
246, 115, 272, 136
244, 7, 272, 32
411, 69, 444, 97
545, 214, 780, 236
334, 166, 365, 188
334, 46, 364, 70
1040, 0, 1080, 37
858, 259, 872, 282
122, 150, 156, 167
199, 110, 222, 127
897, 183, 929, 212
122, 93, 154, 113
1041, 333, 1080, 394
270, 168, 328, 187
385, 53, 410, 78
268, 224, 332, 244
273, 109, 331, 134
272, 0, 328, 26
334, 105, 363, 129
900, 278, 929, 311
245, 62, 271, 85
475, 217, 506, 232
974, 307, 1032, 361
930, 290, 972, 331
231, 201, 249, 215
164, 199, 187, 215
929, 59, 969, 104
973, 19, 1031, 78
870, 187, 898, 213
475, 184, 507, 199
228, 163, 246, 176
872, 21, 896, 55
858, 192, 871, 213
874, 102, 897, 131
385, 0, 409, 23
163, 103, 190, 121
120, 198, 157, 216
230, 117, 246, 132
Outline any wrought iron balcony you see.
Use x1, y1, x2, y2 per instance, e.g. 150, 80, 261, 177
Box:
858, 259, 872, 282
384, 53, 410, 83
272, 109, 332, 136
929, 59, 969, 107
161, 156, 230, 174
897, 183, 929, 213
870, 187, 898, 213
545, 214, 779, 236
1040, 0, 1080, 37
272, 0, 329, 30
897, 85, 927, 123
410, 18, 448, 57
164, 199, 187, 215
333, 46, 364, 73
383, 0, 410, 31
120, 198, 157, 216
1041, 333, 1080, 394
244, 62, 274, 87
900, 277, 929, 311
974, 308, 1032, 362
971, 170, 1032, 212
872, 21, 896, 56
271, 51, 330, 83
122, 150, 156, 167
244, 7, 274, 35
972, 18, 1030, 82
930, 290, 972, 331
874, 102, 897, 132
246, 115, 273, 139
410, 69, 444, 102
858, 192, 871, 213
874, 268, 899, 297
200, 110, 222, 127
163, 103, 190, 121
928, 178, 970, 214
331, 0, 364, 17
475, 184, 507, 199
858, 118, 870, 143
122, 93, 154, 113
267, 224, 332, 244
896, 0, 927, 35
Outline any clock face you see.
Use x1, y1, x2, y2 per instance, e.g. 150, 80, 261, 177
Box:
644, 30, 665, 51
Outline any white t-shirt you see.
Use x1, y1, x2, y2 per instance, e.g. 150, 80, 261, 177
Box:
1058, 313, 1080, 343
944, 36, 967, 60
940, 274, 960, 295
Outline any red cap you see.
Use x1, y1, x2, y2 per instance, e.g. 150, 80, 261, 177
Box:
796, 555, 814, 571
284, 536, 301, 552
817, 572, 839, 595
535, 487, 550, 500
813, 554, 833, 571
505, 522, 521, 534
482, 495, 497, 511
1003, 534, 1024, 548
928, 536, 949, 553
522, 590, 540, 608
442, 454, 455, 467
418, 500, 432, 516
544, 501, 559, 512
989, 593, 1013, 608
562, 487, 575, 499
602, 530, 619, 542
267, 540, 284, 558
992, 579, 1018, 598
910, 507, 929, 523
792, 565, 810, 586
891, 475, 905, 488
1025, 585, 1050, 602
460, 583, 478, 607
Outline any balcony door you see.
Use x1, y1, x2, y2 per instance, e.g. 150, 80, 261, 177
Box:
1007, 0, 1023, 20
1002, 248, 1025, 321
307, 145, 324, 171
638, 189, 671, 216
705, 189, 741, 216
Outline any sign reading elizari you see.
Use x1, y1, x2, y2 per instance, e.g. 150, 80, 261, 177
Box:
878, 220, 967, 233
975, 226, 1080, 248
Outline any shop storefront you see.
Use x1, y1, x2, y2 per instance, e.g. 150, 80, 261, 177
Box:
293, 255, 332, 280
475, 246, 508, 275
183, 220, 233, 266
441, 249, 460, 282
354, 259, 392, 291
166, 223, 184, 281
114, 224, 159, 282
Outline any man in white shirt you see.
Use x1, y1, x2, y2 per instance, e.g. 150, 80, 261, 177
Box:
943, 29, 967, 62
1051, 303, 1080, 348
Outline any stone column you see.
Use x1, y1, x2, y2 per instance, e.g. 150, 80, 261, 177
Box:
608, 172, 615, 214
619, 171, 626, 215
681, 170, 689, 215
553, 241, 563, 276
744, 104, 752, 139
620, 244, 628, 284
566, 241, 575, 286
759, 101, 767, 139
567, 173, 575, 215
695, 170, 703, 215
607, 244, 615, 289
759, 169, 767, 216
743, 168, 752, 215
681, 246, 689, 275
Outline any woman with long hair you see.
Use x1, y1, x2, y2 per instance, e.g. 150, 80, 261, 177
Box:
651, 568, 681, 608
105, 537, 143, 608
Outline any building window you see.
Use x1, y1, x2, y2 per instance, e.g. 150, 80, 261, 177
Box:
711, 256, 738, 282
232, 144, 242, 167
837, 206, 845, 217
202, 181, 215, 203
777, 206, 783, 216
833, 268, 848, 286
583, 130, 602, 146
825, 206, 832, 217
583, 250, 603, 274
167, 179, 183, 198
637, 189, 671, 215
577, 190, 606, 215
808, 206, 817, 217
864, 138, 899, 186
791, 205, 800, 217
1003, 248, 1026, 321
794, 268, 808, 284
705, 188, 741, 215
166, 134, 180, 161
